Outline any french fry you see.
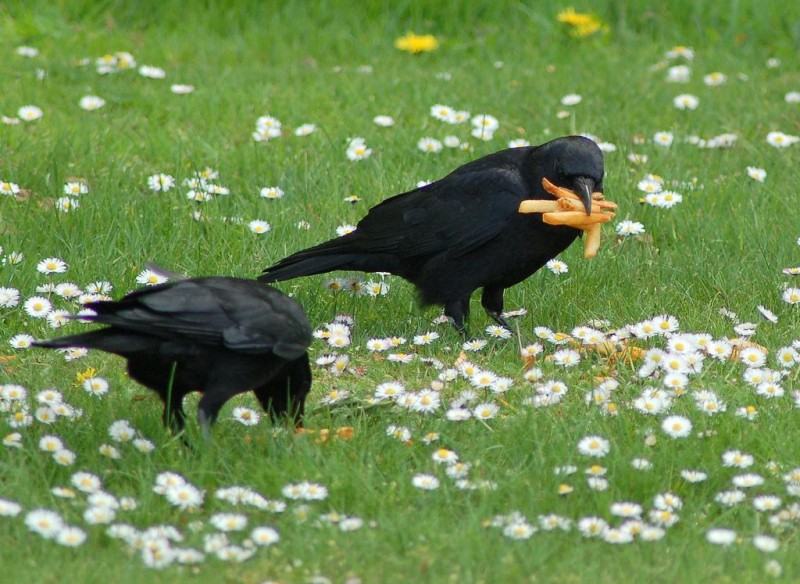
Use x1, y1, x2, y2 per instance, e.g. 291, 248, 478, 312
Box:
519, 198, 616, 214
521, 177, 618, 259
583, 224, 602, 258
542, 211, 614, 227
518, 200, 560, 214
542, 177, 605, 201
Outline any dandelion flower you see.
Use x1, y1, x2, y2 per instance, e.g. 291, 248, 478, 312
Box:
395, 32, 439, 54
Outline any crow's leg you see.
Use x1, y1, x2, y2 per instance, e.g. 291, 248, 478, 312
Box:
196, 388, 237, 440
481, 286, 511, 329
444, 296, 471, 337
254, 354, 311, 427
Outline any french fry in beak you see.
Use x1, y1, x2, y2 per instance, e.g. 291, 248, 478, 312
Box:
542, 211, 613, 227
518, 200, 560, 213
518, 177, 618, 259
583, 224, 602, 258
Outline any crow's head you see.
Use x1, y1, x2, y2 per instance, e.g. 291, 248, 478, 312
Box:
537, 136, 604, 215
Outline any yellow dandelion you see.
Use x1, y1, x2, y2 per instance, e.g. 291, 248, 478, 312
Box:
394, 32, 439, 54
557, 8, 606, 37
75, 367, 98, 385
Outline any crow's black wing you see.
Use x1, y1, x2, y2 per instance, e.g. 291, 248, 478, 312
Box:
87, 278, 311, 358
349, 167, 527, 259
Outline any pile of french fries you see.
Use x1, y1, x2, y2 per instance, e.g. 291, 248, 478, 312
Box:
518, 177, 617, 258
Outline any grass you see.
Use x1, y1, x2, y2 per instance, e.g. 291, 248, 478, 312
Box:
1, 1, 800, 581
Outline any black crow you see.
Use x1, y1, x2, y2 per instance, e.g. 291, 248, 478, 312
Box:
35, 277, 313, 436
260, 135, 604, 332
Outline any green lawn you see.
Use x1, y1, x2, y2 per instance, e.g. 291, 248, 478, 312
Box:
1, 1, 800, 582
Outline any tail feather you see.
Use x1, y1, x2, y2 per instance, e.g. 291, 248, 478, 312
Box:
260, 253, 364, 282
34, 329, 155, 355
261, 235, 398, 282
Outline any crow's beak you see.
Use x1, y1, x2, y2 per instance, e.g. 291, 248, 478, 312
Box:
573, 177, 595, 216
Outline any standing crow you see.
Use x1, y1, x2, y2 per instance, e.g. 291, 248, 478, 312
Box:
35, 277, 313, 435
260, 135, 604, 332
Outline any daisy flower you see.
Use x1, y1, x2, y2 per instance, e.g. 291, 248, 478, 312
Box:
653, 131, 673, 146
79, 96, 106, 111
294, 123, 316, 136
138, 65, 166, 78
706, 528, 737, 546
417, 137, 443, 153
82, 377, 109, 397
411, 474, 440, 490
782, 288, 800, 304
740, 347, 767, 367
553, 349, 581, 367
0, 287, 20, 308
147, 174, 175, 192
673, 94, 699, 110
170, 84, 194, 94
373, 115, 395, 127
165, 483, 204, 510
616, 220, 645, 236
766, 131, 799, 148
336, 224, 356, 236
431, 448, 458, 464
462, 339, 487, 352
16, 46, 39, 57
231, 407, 260, 426
0, 181, 21, 196
545, 259, 568, 274
746, 167, 766, 182
210, 513, 247, 532
472, 402, 499, 420
25, 509, 64, 538
471, 114, 499, 132
18, 105, 43, 121
251, 526, 280, 546
661, 415, 692, 438
731, 473, 764, 488
666, 64, 691, 82
753, 535, 780, 553
703, 72, 726, 86
577, 436, 610, 457
63, 181, 88, 196
503, 522, 535, 540
248, 220, 271, 234
430, 104, 456, 122
756, 305, 778, 323
24, 296, 51, 318
259, 186, 284, 199
37, 256, 68, 274
136, 269, 168, 286
485, 325, 511, 339
346, 137, 372, 161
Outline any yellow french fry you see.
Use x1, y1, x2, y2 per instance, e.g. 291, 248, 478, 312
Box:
583, 224, 602, 258
518, 200, 560, 213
